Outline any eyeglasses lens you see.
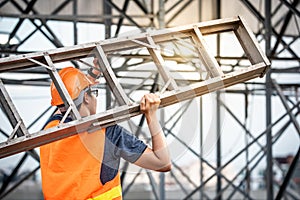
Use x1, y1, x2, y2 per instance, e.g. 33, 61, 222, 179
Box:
88, 88, 98, 97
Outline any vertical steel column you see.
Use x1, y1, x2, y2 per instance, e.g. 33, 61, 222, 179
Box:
159, 109, 166, 200
150, 0, 154, 27
265, 0, 273, 199
103, 0, 112, 109
244, 86, 251, 194
216, 91, 222, 200
199, 97, 204, 199
216, 0, 222, 199
73, 0, 78, 45
158, 0, 165, 29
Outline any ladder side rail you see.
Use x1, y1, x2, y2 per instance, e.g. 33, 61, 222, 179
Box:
103, 17, 240, 52
0, 79, 29, 139
95, 44, 131, 105
160, 62, 267, 107
0, 17, 242, 72
43, 53, 82, 120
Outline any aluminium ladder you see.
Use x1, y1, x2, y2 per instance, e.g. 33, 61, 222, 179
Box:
0, 16, 270, 159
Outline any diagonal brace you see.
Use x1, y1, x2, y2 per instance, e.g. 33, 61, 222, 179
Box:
272, 79, 300, 135
0, 79, 29, 139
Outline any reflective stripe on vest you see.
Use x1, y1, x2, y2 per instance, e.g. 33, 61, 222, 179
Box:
88, 185, 122, 200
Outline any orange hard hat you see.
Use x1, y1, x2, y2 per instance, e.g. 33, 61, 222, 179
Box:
51, 67, 93, 106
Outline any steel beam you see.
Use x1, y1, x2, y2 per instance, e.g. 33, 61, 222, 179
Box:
105, 0, 144, 30
280, 0, 300, 17
6, 0, 38, 45
0, 79, 29, 138
0, 166, 40, 199
240, 0, 299, 58
275, 147, 300, 200
0, 153, 28, 195
272, 79, 300, 135
271, 0, 300, 57
114, 0, 130, 36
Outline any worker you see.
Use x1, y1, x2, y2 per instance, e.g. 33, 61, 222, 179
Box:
40, 58, 171, 200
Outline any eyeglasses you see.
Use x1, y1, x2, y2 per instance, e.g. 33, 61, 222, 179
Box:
87, 88, 98, 97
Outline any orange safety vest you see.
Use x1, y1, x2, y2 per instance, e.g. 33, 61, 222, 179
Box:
40, 118, 122, 200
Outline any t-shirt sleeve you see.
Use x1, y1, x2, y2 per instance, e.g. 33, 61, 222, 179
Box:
105, 125, 147, 163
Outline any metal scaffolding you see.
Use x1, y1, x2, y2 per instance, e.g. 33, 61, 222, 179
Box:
0, 0, 299, 199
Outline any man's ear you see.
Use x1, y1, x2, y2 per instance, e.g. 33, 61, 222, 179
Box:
83, 92, 89, 104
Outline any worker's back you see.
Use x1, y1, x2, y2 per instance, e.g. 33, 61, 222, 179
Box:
40, 115, 122, 200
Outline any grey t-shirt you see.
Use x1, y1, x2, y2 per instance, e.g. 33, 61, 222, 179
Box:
101, 124, 147, 184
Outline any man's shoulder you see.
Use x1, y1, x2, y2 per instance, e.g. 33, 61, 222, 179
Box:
105, 124, 122, 139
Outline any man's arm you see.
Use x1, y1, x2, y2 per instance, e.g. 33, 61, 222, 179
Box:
134, 93, 171, 172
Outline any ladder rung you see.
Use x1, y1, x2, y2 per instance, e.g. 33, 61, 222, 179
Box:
44, 53, 82, 120
192, 26, 224, 78
146, 35, 178, 91
95, 44, 131, 105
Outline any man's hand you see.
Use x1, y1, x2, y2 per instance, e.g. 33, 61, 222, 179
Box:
140, 93, 161, 119
87, 58, 101, 82
93, 57, 101, 71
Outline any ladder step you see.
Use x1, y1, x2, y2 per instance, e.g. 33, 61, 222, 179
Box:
95, 44, 131, 105
43, 53, 82, 120
192, 25, 224, 78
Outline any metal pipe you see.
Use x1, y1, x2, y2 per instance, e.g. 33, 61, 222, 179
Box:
265, 0, 273, 199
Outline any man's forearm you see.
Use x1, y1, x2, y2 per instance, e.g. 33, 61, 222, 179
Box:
146, 113, 170, 165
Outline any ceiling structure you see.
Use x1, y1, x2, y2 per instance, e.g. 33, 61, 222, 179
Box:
0, 0, 299, 199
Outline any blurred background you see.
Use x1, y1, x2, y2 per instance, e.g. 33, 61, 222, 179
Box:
0, 0, 299, 199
